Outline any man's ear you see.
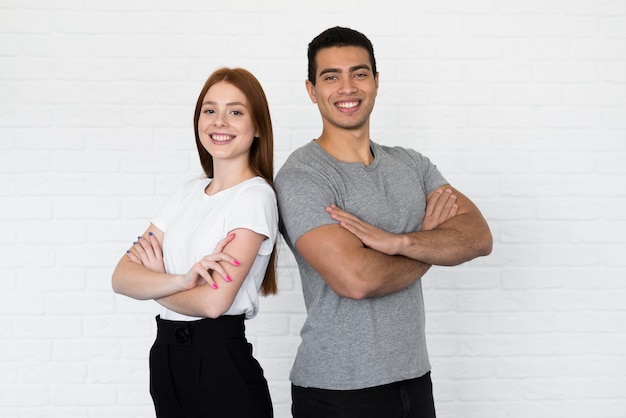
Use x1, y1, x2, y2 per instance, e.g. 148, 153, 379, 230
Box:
305, 79, 318, 104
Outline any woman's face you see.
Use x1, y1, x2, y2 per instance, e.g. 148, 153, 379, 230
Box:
197, 81, 257, 163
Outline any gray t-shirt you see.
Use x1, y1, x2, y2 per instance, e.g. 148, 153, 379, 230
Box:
275, 140, 448, 390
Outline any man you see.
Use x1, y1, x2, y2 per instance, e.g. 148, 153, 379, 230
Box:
275, 26, 493, 418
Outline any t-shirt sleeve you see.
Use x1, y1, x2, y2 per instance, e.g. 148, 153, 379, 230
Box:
402, 147, 448, 194
150, 180, 193, 232
275, 166, 337, 247
224, 182, 278, 256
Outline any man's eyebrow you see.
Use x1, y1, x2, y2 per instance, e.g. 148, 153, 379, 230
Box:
318, 64, 372, 77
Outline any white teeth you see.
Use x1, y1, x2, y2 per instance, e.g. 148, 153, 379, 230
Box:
211, 134, 232, 142
337, 101, 359, 108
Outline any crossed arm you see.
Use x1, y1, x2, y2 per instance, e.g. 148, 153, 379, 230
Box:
111, 225, 265, 318
294, 186, 492, 300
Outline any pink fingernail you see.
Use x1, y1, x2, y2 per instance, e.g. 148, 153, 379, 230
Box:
211, 283, 217, 289
225, 276, 232, 282
233, 260, 240, 266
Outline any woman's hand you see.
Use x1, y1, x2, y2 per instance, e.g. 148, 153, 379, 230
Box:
181, 233, 240, 290
126, 232, 165, 273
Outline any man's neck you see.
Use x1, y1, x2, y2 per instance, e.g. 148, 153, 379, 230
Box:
316, 128, 373, 166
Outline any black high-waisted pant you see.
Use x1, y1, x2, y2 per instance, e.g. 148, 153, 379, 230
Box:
149, 315, 273, 418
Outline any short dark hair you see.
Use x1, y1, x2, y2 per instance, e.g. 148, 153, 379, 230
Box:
307, 26, 377, 85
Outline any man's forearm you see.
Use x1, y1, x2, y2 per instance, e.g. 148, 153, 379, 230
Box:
339, 246, 432, 299
399, 212, 493, 266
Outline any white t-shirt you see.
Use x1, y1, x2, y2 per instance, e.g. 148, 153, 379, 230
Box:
151, 176, 278, 321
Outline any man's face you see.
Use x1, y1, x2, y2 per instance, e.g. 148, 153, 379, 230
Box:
306, 46, 379, 132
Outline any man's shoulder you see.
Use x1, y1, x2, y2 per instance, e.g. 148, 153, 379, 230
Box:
276, 141, 323, 177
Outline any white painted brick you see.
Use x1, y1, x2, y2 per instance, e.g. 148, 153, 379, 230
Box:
497, 357, 558, 378
572, 39, 626, 60
504, 39, 572, 61
427, 313, 491, 334
438, 39, 503, 60
467, 16, 532, 37
0, 290, 45, 314
466, 61, 532, 82
53, 340, 120, 362
0, 364, 17, 384
0, 340, 52, 362
114, 385, 153, 407
22, 362, 86, 384
0, 384, 48, 406
533, 16, 598, 38
601, 62, 626, 82
523, 378, 588, 400
0, 197, 52, 220
564, 0, 626, 16
431, 357, 496, 379
459, 379, 525, 401
533, 61, 597, 83
497, 84, 563, 105
50, 384, 116, 406
491, 313, 556, 334
471, 106, 534, 128
430, 0, 493, 14
526, 335, 590, 355
397, 15, 465, 36
431, 84, 496, 105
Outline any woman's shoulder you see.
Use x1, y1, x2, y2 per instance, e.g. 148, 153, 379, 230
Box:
236, 177, 276, 199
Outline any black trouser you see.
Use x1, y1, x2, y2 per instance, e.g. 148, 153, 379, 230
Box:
292, 372, 435, 418
150, 315, 273, 418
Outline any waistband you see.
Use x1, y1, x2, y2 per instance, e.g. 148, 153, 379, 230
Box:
154, 314, 245, 347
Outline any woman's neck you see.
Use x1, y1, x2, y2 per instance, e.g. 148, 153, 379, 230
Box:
206, 162, 255, 195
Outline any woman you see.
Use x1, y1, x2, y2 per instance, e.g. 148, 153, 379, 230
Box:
112, 67, 278, 417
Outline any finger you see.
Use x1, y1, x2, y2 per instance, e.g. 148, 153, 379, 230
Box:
200, 258, 233, 283
136, 236, 156, 260
433, 189, 453, 217
447, 203, 459, 220
210, 270, 228, 285
206, 252, 240, 267
125, 250, 142, 264
425, 189, 444, 216
439, 192, 457, 222
214, 232, 236, 253
132, 239, 151, 263
193, 264, 219, 289
327, 206, 361, 225
147, 232, 163, 261
326, 204, 350, 217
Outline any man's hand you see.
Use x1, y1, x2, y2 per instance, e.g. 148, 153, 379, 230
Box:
421, 188, 458, 231
325, 187, 459, 256
325, 204, 402, 255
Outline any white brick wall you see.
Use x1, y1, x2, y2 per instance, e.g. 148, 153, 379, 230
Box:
1, 1, 625, 417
